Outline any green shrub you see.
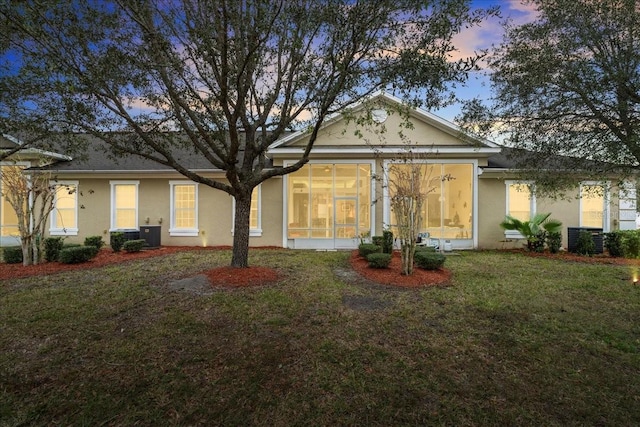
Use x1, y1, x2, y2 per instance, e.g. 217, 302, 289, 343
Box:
372, 236, 384, 247
575, 230, 596, 256
110, 231, 125, 252
3, 246, 23, 264
358, 243, 381, 258
415, 245, 437, 253
44, 237, 65, 261
366, 252, 391, 269
382, 230, 394, 254
58, 246, 99, 264
604, 231, 625, 257
546, 231, 562, 254
414, 251, 446, 270
123, 239, 146, 253
84, 235, 104, 250
623, 230, 640, 258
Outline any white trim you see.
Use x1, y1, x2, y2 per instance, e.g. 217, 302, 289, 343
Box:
168, 181, 199, 237
109, 180, 139, 231
269, 146, 501, 155
231, 185, 262, 237
49, 180, 79, 236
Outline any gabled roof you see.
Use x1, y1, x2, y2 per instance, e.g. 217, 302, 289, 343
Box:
268, 92, 500, 154
1, 133, 72, 162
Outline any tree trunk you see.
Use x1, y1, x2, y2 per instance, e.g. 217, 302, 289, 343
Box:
231, 194, 252, 268
21, 236, 32, 266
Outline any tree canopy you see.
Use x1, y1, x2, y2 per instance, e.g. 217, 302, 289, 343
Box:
462, 0, 640, 192
1, 0, 494, 266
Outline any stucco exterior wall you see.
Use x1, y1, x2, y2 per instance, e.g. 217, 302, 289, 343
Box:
477, 175, 624, 250
49, 176, 284, 248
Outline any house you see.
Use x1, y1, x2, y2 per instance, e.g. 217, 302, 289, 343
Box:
1, 93, 636, 250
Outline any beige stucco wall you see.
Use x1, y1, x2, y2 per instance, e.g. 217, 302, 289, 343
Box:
478, 175, 623, 249
49, 175, 284, 248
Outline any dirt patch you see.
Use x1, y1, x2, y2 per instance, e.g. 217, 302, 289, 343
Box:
349, 250, 451, 288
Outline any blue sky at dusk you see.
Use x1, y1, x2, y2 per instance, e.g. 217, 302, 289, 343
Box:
433, 0, 538, 121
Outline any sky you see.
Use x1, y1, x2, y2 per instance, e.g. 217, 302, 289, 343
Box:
433, 0, 539, 122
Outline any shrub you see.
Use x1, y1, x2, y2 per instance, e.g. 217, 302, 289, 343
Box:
358, 243, 381, 258
605, 231, 625, 257
623, 230, 640, 258
575, 230, 596, 256
44, 237, 65, 261
414, 251, 446, 270
84, 235, 104, 250
415, 245, 437, 253
372, 236, 384, 247
3, 246, 23, 264
110, 231, 125, 252
58, 246, 99, 264
382, 230, 394, 254
546, 231, 562, 254
123, 239, 146, 253
366, 252, 391, 268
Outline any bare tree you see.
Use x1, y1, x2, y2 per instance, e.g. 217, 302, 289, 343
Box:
1, 164, 57, 265
2, 0, 496, 267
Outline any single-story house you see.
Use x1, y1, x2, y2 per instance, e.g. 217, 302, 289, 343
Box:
1, 93, 636, 250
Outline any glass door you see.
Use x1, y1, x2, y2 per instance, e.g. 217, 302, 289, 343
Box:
334, 197, 357, 248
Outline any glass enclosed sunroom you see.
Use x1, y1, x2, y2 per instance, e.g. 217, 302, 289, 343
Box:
283, 160, 478, 250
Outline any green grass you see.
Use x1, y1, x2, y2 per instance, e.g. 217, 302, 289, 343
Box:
1, 249, 639, 426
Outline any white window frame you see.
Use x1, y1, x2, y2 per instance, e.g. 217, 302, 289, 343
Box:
504, 180, 536, 239
49, 180, 79, 236
110, 180, 139, 231
579, 181, 610, 232
169, 181, 199, 237
232, 185, 262, 237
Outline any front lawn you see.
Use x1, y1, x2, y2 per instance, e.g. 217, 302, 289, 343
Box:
1, 249, 639, 425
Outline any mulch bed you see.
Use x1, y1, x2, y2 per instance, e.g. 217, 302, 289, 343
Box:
203, 266, 281, 288
349, 250, 451, 288
0, 246, 227, 280
508, 249, 640, 266
5, 246, 636, 287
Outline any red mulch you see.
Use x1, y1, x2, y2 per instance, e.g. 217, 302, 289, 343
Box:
507, 249, 640, 266
0, 246, 228, 280
203, 266, 281, 288
349, 250, 451, 288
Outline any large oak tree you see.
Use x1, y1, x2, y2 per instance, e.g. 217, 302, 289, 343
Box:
2, 0, 493, 267
464, 0, 640, 193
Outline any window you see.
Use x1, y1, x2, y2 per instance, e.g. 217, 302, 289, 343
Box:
50, 181, 78, 235
580, 183, 607, 230
286, 163, 372, 239
505, 181, 535, 238
169, 181, 198, 236
387, 162, 473, 240
110, 181, 139, 230
232, 186, 261, 237
506, 181, 535, 221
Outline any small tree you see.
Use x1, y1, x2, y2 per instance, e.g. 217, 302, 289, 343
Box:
386, 159, 442, 275
0, 164, 57, 265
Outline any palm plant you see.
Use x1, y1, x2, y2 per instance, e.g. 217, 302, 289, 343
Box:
500, 212, 563, 252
